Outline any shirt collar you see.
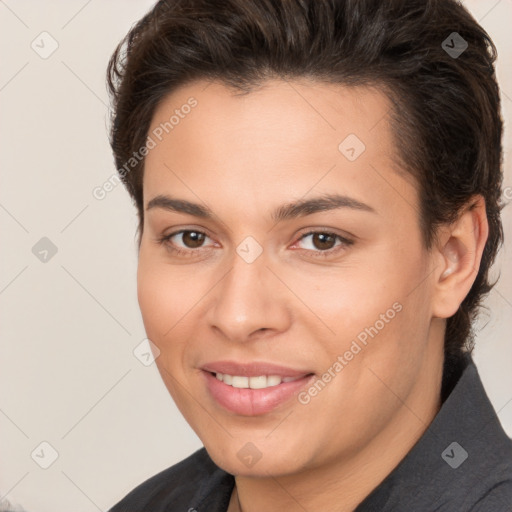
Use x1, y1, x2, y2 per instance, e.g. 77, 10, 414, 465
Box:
354, 353, 507, 510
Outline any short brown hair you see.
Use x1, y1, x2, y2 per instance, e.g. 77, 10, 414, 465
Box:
107, 0, 504, 372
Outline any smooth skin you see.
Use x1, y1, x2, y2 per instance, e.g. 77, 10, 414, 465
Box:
137, 79, 488, 512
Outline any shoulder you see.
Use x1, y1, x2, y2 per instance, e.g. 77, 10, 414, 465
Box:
431, 358, 512, 511
356, 355, 512, 511
468, 480, 512, 512
435, 359, 512, 510
108, 447, 229, 512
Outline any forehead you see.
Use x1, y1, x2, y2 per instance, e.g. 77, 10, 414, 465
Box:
143, 79, 418, 224
147, 78, 393, 164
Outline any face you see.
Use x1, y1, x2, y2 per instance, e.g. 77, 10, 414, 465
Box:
137, 79, 442, 477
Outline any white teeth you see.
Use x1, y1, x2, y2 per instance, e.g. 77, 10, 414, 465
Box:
214, 373, 298, 389
267, 375, 282, 386
231, 376, 249, 388
249, 376, 268, 389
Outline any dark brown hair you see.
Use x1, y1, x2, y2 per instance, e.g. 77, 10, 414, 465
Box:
107, 0, 504, 376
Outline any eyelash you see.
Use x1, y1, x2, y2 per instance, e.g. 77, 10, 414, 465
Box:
157, 229, 354, 259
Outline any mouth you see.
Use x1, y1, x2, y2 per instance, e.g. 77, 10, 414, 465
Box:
201, 361, 315, 416
213, 372, 305, 389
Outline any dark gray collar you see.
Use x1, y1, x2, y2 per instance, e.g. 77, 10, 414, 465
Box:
355, 354, 512, 511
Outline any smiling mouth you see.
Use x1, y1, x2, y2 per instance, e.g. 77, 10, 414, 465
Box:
202, 369, 316, 416
211, 372, 310, 389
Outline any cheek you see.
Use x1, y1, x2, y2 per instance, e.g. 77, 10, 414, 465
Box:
136, 255, 199, 406
281, 261, 414, 346
136, 250, 195, 345
299, 243, 432, 374
137, 263, 172, 338
333, 280, 434, 422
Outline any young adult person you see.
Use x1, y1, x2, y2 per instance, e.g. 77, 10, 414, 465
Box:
106, 1, 512, 510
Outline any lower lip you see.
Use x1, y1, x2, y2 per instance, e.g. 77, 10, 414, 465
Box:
203, 371, 314, 416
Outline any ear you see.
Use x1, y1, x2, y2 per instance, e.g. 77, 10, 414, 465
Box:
431, 195, 489, 319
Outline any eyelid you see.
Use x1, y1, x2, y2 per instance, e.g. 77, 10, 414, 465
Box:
159, 228, 216, 249
158, 227, 354, 258
294, 226, 355, 240
290, 229, 354, 254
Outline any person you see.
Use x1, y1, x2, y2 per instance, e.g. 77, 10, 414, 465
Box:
106, 0, 512, 510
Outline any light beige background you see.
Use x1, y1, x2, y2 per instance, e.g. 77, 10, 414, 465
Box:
1, 1, 511, 511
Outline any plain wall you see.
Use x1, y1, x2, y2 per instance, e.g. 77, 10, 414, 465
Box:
1, 1, 511, 510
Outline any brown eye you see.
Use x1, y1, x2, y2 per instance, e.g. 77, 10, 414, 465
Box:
181, 231, 206, 248
298, 232, 339, 251
311, 232, 336, 250
159, 230, 213, 254
293, 231, 354, 259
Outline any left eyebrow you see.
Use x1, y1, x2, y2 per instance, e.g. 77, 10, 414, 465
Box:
270, 193, 377, 223
145, 193, 376, 222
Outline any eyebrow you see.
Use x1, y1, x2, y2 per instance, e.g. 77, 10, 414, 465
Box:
146, 193, 376, 223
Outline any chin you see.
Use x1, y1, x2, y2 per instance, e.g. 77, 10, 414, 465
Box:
204, 439, 312, 478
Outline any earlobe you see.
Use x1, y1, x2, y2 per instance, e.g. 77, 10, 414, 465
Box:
432, 196, 488, 318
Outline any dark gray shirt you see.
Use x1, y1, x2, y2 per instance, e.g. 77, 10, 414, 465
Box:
108, 354, 512, 511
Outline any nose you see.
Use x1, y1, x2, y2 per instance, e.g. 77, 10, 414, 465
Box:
208, 250, 292, 343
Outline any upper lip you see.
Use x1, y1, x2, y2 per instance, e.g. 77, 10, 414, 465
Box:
202, 361, 313, 378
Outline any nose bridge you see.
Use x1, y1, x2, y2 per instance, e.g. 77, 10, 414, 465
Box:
209, 246, 289, 341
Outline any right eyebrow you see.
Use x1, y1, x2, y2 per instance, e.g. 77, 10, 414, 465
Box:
146, 195, 213, 218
